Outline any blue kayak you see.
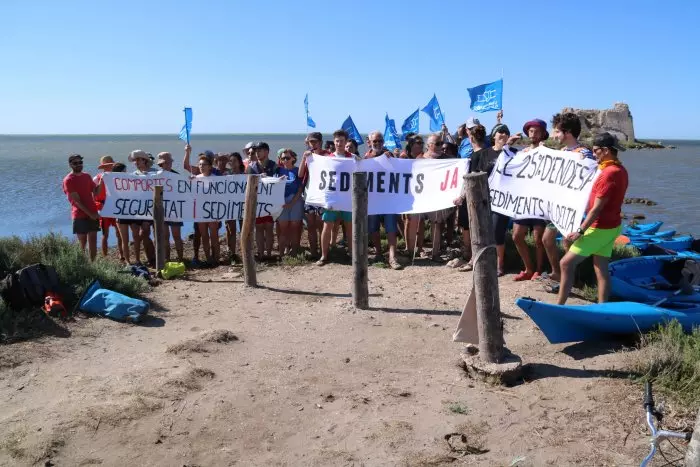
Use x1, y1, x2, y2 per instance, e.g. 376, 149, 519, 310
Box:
629, 235, 694, 252
515, 297, 700, 344
627, 229, 676, 240
622, 221, 663, 236
609, 255, 700, 304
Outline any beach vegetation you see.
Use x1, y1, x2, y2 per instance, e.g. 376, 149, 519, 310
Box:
628, 320, 700, 414
0, 233, 148, 341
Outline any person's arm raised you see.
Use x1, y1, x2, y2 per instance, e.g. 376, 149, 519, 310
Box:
183, 144, 193, 174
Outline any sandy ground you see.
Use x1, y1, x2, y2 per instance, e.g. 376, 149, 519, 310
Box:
0, 258, 671, 466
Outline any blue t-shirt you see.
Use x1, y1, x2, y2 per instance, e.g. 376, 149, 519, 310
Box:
276, 167, 301, 197
458, 139, 473, 158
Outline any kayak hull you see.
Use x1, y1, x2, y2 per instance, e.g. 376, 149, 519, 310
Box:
629, 235, 694, 252
515, 297, 700, 344
609, 255, 700, 304
622, 221, 663, 236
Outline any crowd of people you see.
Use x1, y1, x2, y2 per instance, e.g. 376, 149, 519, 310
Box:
62, 111, 628, 304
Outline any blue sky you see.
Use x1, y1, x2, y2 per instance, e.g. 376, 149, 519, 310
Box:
1, 0, 697, 139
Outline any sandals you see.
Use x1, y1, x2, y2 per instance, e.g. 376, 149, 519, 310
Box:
389, 258, 404, 270
513, 271, 534, 281
315, 258, 328, 267
457, 263, 474, 272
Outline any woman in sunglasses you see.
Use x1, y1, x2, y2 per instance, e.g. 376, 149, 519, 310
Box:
274, 149, 304, 255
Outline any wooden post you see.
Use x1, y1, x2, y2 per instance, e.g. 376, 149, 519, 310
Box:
686, 408, 700, 466
153, 185, 166, 272
240, 175, 258, 287
464, 172, 504, 363
352, 171, 369, 309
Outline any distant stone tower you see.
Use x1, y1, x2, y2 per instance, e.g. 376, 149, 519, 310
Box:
561, 102, 635, 142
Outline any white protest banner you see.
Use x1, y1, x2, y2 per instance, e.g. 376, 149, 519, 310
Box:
304, 155, 469, 215
488, 146, 599, 235
100, 172, 286, 222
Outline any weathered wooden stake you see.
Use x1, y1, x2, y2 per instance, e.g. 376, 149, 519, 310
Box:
686, 408, 700, 466
240, 175, 258, 287
352, 171, 369, 309
464, 172, 504, 363
153, 185, 166, 272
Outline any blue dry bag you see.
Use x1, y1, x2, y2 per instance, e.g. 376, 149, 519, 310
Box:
77, 280, 149, 322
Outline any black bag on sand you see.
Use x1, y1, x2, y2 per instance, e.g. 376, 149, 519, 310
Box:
0, 263, 61, 311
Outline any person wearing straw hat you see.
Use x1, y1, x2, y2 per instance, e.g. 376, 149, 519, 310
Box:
117, 149, 156, 266
511, 119, 549, 281
93, 155, 124, 261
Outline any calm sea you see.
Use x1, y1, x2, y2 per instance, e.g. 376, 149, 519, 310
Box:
0, 135, 698, 240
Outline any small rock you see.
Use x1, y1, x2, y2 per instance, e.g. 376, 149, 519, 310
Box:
155, 439, 163, 444
344, 358, 350, 363
316, 403, 323, 409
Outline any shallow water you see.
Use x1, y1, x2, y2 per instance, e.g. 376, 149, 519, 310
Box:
0, 135, 698, 240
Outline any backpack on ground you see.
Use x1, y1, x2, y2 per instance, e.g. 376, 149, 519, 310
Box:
0, 263, 61, 311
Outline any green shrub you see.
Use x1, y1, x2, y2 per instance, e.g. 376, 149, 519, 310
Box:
629, 320, 700, 412
0, 233, 148, 340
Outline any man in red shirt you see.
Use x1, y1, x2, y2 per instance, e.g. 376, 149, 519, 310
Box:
557, 132, 629, 305
62, 154, 100, 261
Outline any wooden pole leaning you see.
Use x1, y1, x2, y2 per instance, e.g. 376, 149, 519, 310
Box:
153, 185, 166, 273
240, 175, 259, 287
352, 171, 369, 309
464, 172, 504, 363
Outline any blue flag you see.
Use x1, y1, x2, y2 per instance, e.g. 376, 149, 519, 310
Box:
304, 93, 316, 128
458, 138, 473, 159
383, 114, 401, 151
421, 94, 445, 132
341, 115, 363, 145
401, 108, 419, 140
467, 79, 503, 113
179, 107, 192, 144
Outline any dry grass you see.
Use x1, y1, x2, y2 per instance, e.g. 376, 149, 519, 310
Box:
166, 329, 238, 355
201, 329, 238, 343
627, 320, 700, 415
164, 367, 216, 393
83, 393, 163, 428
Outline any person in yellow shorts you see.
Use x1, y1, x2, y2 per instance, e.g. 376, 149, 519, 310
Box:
557, 133, 628, 305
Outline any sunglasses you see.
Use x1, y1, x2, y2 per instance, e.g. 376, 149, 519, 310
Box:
280, 156, 291, 161
370, 140, 383, 144
70, 161, 83, 165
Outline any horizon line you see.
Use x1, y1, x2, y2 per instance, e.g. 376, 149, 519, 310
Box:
0, 133, 696, 142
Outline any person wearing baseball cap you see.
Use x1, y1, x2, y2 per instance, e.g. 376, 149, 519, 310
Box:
245, 141, 277, 259
62, 154, 100, 261
511, 119, 549, 281
557, 132, 628, 305
298, 132, 328, 258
